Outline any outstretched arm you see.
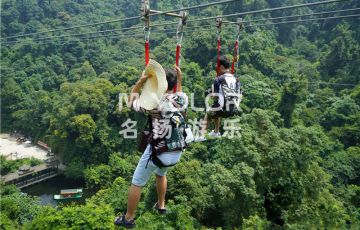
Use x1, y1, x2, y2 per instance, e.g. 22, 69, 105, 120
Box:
129, 71, 147, 104
174, 66, 182, 92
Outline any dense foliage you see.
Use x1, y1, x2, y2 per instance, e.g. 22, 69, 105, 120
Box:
1, 0, 359, 229
0, 156, 42, 175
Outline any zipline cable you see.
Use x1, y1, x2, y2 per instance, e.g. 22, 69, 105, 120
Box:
3, 12, 359, 46
86, 13, 360, 44
244, 80, 357, 87
2, 0, 351, 44
188, 0, 349, 23
1, 26, 215, 47
3, 20, 188, 45
2, 0, 241, 40
245, 13, 360, 28
310, 82, 357, 86
149, 0, 240, 17
2, 15, 141, 40
173, 1, 186, 92
5, 5, 358, 46
3, 0, 349, 42
244, 7, 360, 24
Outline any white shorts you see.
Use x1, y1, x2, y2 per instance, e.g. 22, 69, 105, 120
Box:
131, 144, 182, 187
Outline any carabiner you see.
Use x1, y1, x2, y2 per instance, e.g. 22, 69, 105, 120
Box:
176, 31, 184, 45
176, 21, 184, 45
143, 26, 150, 42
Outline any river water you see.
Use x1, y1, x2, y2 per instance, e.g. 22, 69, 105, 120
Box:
22, 175, 96, 206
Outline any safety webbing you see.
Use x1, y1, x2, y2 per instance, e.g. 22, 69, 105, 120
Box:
145, 40, 150, 66
216, 38, 221, 76
231, 40, 239, 74
175, 44, 181, 67
173, 44, 182, 92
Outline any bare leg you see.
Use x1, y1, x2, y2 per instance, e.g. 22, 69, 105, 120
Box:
125, 184, 142, 220
156, 175, 167, 209
215, 118, 221, 133
200, 114, 209, 137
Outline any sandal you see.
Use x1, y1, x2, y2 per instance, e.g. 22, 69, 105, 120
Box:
114, 214, 136, 229
153, 202, 167, 215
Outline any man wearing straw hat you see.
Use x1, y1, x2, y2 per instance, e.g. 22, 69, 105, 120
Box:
115, 60, 188, 228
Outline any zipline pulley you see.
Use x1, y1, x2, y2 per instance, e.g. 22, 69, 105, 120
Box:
141, 0, 187, 19
176, 11, 187, 45
236, 18, 244, 40
140, 0, 188, 74
141, 0, 151, 65
175, 10, 187, 68
215, 17, 243, 76
216, 17, 222, 39
141, 0, 151, 37
174, 10, 187, 92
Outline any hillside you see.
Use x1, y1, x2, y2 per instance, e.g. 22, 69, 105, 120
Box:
1, 0, 359, 229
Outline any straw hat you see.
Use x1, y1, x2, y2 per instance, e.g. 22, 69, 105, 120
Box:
138, 59, 168, 110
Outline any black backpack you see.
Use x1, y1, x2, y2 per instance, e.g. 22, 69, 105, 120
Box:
147, 111, 190, 168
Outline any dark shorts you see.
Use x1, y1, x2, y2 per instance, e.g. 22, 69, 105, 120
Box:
207, 104, 236, 119
207, 109, 224, 119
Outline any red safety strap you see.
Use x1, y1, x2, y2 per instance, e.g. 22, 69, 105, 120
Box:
231, 40, 239, 74
216, 38, 221, 77
175, 44, 181, 67
145, 40, 150, 66
173, 44, 181, 93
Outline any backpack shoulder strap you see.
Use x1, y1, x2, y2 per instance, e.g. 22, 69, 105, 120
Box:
145, 115, 152, 130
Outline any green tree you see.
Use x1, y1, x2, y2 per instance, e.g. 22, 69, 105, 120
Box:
25, 203, 114, 229
84, 164, 113, 189
68, 114, 97, 148
68, 61, 97, 82
277, 77, 308, 127
64, 159, 85, 180
0, 191, 41, 226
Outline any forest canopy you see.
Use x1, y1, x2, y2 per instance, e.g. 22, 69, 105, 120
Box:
1, 0, 359, 229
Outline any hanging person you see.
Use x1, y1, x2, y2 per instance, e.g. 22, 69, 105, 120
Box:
198, 55, 242, 140
114, 60, 189, 229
